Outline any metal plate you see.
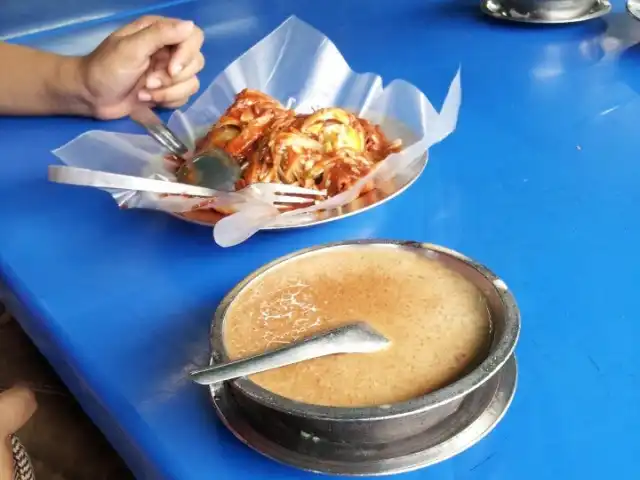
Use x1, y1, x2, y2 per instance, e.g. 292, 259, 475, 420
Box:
481, 0, 611, 23
627, 0, 640, 21
211, 355, 517, 476
170, 122, 427, 230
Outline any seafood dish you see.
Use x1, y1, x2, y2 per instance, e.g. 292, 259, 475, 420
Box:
173, 89, 402, 218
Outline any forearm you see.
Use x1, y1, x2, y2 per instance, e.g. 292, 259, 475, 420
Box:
0, 43, 92, 116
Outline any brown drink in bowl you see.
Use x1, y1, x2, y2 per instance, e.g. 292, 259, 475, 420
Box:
223, 245, 492, 408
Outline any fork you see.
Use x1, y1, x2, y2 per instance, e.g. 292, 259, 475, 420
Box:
48, 166, 325, 206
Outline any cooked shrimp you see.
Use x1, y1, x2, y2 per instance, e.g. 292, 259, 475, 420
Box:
191, 90, 403, 210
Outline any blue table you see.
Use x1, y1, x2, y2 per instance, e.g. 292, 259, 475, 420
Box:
2, 0, 639, 478
0, 0, 191, 40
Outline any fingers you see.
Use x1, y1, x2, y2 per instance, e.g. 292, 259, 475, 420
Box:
140, 46, 203, 104
160, 99, 190, 109
144, 47, 173, 89
150, 46, 173, 68
104, 15, 205, 113
168, 25, 204, 78
145, 70, 172, 90
170, 51, 205, 83
140, 77, 200, 105
118, 19, 195, 64
145, 50, 204, 90
0, 387, 37, 437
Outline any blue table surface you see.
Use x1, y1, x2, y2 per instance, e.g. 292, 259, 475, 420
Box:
2, 0, 640, 478
0, 0, 196, 41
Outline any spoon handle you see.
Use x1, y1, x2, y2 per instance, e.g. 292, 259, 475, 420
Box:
189, 322, 389, 386
48, 165, 219, 197
130, 105, 190, 157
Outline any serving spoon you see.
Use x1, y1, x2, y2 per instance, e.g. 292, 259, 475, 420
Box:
130, 104, 241, 191
189, 322, 390, 386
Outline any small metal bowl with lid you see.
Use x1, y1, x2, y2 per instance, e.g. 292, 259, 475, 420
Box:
505, 0, 597, 20
205, 240, 520, 476
481, 0, 610, 23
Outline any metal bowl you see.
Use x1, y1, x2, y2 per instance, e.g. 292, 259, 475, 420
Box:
503, 0, 596, 20
208, 240, 520, 452
627, 0, 640, 21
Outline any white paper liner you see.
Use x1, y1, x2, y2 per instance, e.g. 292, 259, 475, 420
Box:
52, 16, 461, 246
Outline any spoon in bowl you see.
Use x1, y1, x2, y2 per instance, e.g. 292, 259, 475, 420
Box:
130, 104, 241, 191
189, 322, 390, 386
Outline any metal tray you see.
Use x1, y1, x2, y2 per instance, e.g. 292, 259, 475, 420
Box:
205, 241, 521, 474
211, 355, 517, 476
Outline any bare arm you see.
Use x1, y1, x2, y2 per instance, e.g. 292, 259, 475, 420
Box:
0, 43, 89, 116
0, 17, 204, 119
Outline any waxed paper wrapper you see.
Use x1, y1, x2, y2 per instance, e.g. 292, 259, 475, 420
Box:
53, 16, 461, 246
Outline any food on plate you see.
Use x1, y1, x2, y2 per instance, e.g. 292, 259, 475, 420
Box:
198, 89, 401, 195
173, 89, 402, 219
223, 245, 492, 408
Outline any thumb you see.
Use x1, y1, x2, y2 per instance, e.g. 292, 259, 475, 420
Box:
0, 387, 37, 437
119, 19, 195, 63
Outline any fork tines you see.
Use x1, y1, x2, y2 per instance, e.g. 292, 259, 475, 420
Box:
249, 183, 327, 205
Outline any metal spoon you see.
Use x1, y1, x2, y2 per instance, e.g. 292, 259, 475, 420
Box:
130, 104, 241, 191
175, 150, 241, 193
189, 322, 390, 386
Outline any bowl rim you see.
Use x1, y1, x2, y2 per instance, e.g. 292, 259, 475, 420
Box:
209, 239, 521, 421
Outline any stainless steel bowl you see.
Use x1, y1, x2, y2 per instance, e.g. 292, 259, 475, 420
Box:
504, 0, 596, 20
208, 240, 520, 467
628, 0, 640, 21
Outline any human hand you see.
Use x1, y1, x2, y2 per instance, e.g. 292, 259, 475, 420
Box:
0, 387, 36, 480
79, 15, 205, 120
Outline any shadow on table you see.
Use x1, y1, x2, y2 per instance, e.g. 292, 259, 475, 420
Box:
617, 42, 640, 93
614, 11, 640, 95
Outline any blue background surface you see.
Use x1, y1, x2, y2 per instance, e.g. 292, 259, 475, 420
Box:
0, 0, 195, 40
1, 0, 639, 478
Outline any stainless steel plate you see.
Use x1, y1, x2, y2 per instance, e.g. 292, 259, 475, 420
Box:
210, 355, 517, 476
169, 121, 426, 230
481, 0, 611, 23
627, 0, 640, 21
